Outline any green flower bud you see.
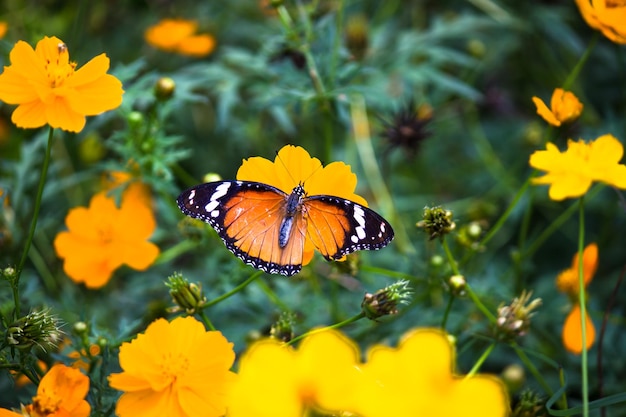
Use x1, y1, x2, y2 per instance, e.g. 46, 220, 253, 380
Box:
6, 310, 62, 352
361, 280, 412, 320
166, 272, 207, 314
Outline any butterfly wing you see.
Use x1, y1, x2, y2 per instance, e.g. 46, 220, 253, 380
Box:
177, 181, 307, 276
303, 195, 394, 260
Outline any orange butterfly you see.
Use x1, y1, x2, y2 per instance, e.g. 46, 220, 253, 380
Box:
177, 180, 394, 276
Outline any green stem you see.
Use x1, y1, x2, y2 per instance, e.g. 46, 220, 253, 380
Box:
360, 265, 422, 282
441, 294, 455, 330
466, 342, 496, 377
155, 240, 198, 265
254, 277, 290, 311
465, 284, 497, 323
198, 310, 216, 331
511, 343, 554, 396
577, 198, 589, 417
203, 271, 263, 308
14, 127, 55, 320
562, 33, 599, 91
441, 237, 460, 275
287, 312, 366, 346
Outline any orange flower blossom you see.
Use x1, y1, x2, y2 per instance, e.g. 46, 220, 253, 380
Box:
531, 88, 583, 127
53, 187, 159, 289
556, 243, 598, 354
145, 19, 216, 57
0, 364, 90, 417
529, 134, 626, 200
0, 22, 7, 39
0, 36, 123, 133
236, 144, 368, 267
108, 316, 236, 417
575, 0, 626, 44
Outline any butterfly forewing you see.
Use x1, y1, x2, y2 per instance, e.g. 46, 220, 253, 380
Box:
303, 196, 394, 260
177, 181, 306, 275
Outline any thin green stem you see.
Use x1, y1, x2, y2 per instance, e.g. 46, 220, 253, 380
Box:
155, 240, 198, 265
441, 237, 460, 276
360, 265, 423, 282
203, 271, 263, 308
465, 284, 497, 323
511, 343, 554, 396
577, 198, 589, 417
198, 310, 216, 331
14, 127, 55, 320
466, 342, 496, 377
254, 277, 290, 311
287, 312, 366, 346
440, 294, 455, 330
329, 0, 344, 88
562, 33, 599, 91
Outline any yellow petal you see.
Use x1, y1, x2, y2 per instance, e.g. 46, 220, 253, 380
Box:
11, 101, 49, 129
532, 96, 561, 126
43, 95, 87, 132
0, 66, 41, 104
563, 304, 595, 354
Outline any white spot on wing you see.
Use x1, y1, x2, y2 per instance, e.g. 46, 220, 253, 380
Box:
353, 205, 366, 241
203, 182, 231, 213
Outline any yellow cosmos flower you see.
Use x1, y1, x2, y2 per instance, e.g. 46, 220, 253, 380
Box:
529, 134, 626, 200
108, 317, 236, 417
531, 88, 583, 127
358, 329, 509, 417
53, 189, 159, 289
0, 364, 91, 417
556, 243, 598, 354
575, 0, 626, 44
145, 19, 216, 57
228, 329, 366, 417
236, 144, 368, 267
0, 36, 123, 133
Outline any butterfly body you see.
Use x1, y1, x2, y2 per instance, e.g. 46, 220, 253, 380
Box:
177, 180, 394, 276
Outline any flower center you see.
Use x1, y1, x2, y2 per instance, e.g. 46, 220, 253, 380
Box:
97, 224, 114, 244
31, 389, 62, 417
160, 352, 190, 385
44, 43, 76, 88
606, 0, 626, 7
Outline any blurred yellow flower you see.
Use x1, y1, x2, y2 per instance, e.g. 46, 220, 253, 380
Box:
0, 364, 91, 417
228, 329, 366, 417
529, 134, 626, 200
53, 189, 159, 289
145, 19, 216, 57
557, 243, 597, 354
0, 22, 7, 39
575, 0, 626, 44
108, 317, 236, 417
0, 36, 123, 133
358, 328, 509, 417
532, 88, 583, 127
237, 144, 368, 266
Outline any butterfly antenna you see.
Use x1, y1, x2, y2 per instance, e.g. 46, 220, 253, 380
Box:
274, 148, 324, 188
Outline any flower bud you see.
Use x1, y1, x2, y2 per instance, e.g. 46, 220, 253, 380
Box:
361, 280, 412, 320
345, 14, 369, 60
166, 272, 207, 314
448, 274, 466, 296
495, 290, 542, 341
202, 172, 222, 183
416, 206, 456, 240
6, 310, 63, 351
270, 312, 297, 342
154, 77, 176, 101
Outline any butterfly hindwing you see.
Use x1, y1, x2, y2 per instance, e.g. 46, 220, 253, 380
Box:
303, 195, 394, 261
177, 181, 306, 275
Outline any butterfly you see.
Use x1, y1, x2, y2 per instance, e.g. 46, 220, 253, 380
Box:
177, 180, 394, 276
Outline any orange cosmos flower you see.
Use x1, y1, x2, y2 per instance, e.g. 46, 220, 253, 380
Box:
0, 36, 123, 133
0, 364, 91, 417
556, 243, 598, 354
108, 317, 236, 417
53, 189, 159, 289
532, 88, 583, 127
0, 22, 7, 39
529, 134, 626, 200
145, 19, 216, 57
575, 0, 626, 44
236, 144, 368, 267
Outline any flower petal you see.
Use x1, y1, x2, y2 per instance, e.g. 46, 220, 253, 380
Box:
563, 304, 595, 354
532, 96, 561, 126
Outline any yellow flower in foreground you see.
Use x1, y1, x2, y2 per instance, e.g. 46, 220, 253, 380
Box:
228, 329, 366, 417
108, 317, 236, 417
236, 144, 368, 266
1, 364, 91, 417
145, 19, 216, 57
53, 189, 159, 289
0, 36, 123, 133
529, 134, 626, 200
575, 0, 626, 44
359, 329, 509, 417
532, 88, 583, 127
556, 243, 598, 354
